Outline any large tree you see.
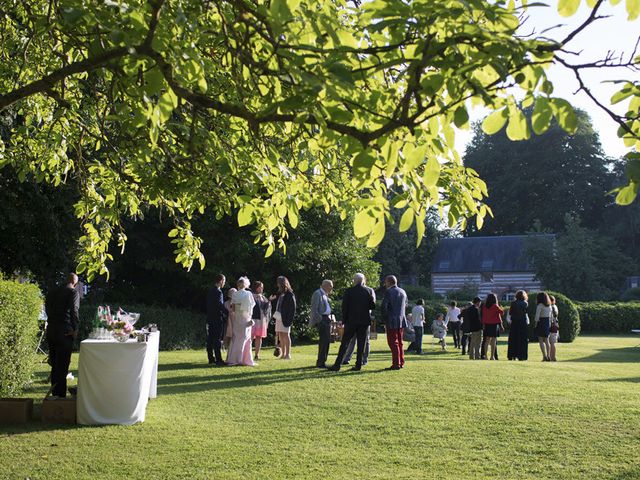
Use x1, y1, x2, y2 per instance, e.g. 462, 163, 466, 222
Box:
0, 0, 638, 279
463, 109, 612, 235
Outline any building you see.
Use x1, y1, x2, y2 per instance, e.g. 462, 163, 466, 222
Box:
431, 235, 554, 301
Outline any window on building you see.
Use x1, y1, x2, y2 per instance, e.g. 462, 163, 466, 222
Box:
502, 292, 516, 302
481, 259, 493, 270
632, 281, 638, 288
481, 272, 494, 283
439, 260, 450, 271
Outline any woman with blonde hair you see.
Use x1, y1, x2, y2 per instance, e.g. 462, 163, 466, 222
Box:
271, 276, 296, 359
227, 277, 256, 366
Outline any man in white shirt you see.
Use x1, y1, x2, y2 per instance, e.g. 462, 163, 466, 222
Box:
310, 279, 333, 368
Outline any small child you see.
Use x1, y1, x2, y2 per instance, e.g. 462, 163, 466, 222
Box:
432, 313, 447, 350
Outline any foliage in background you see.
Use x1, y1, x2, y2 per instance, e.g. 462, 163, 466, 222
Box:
0, 279, 42, 396
374, 209, 452, 285
464, 109, 613, 235
524, 215, 635, 301
575, 301, 640, 333
1, 0, 638, 280
621, 287, 640, 301
87, 208, 379, 312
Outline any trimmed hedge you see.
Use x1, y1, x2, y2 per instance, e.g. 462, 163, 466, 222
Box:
576, 301, 640, 333
79, 303, 206, 350
0, 279, 42, 397
527, 291, 580, 343
79, 300, 317, 350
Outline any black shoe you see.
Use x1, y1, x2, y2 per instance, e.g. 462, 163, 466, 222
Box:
316, 364, 327, 369
327, 365, 341, 371
384, 365, 401, 371
350, 366, 361, 372
341, 361, 350, 365
215, 360, 227, 366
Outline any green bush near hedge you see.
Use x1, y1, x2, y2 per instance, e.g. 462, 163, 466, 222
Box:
575, 301, 640, 333
526, 291, 580, 343
0, 279, 42, 397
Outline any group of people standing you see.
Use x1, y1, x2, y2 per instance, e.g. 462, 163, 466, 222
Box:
427, 291, 560, 361
206, 270, 560, 369
205, 274, 297, 367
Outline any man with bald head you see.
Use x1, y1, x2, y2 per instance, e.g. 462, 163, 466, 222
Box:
328, 273, 376, 372
310, 279, 334, 368
381, 275, 408, 370
45, 272, 80, 398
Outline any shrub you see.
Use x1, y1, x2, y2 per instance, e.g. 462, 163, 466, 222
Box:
526, 291, 580, 343
575, 301, 640, 333
79, 303, 206, 350
0, 279, 42, 397
621, 287, 640, 302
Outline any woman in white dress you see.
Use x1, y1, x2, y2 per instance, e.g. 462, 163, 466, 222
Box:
227, 277, 256, 366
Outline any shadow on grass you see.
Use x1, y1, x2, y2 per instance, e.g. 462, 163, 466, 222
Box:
593, 376, 640, 384
157, 364, 394, 394
566, 346, 639, 363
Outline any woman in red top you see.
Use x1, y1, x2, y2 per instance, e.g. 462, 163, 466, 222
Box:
481, 293, 504, 360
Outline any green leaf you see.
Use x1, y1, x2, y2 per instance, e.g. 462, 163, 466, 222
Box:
454, 106, 469, 128
399, 208, 414, 232
158, 89, 178, 123
366, 219, 386, 248
627, 0, 640, 20
626, 158, 640, 182
506, 107, 530, 140
237, 204, 254, 227
353, 152, 376, 174
615, 182, 639, 205
482, 109, 508, 135
551, 98, 577, 134
532, 97, 552, 135
404, 145, 426, 171
353, 210, 374, 238
415, 212, 425, 247
558, 0, 581, 17
423, 156, 441, 188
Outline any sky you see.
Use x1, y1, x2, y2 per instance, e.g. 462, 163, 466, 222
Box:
458, 1, 640, 159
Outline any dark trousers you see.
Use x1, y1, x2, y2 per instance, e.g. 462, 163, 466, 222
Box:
450, 321, 461, 348
408, 326, 424, 353
386, 328, 405, 368
206, 321, 224, 363
333, 324, 370, 368
317, 316, 332, 367
343, 330, 370, 365
48, 333, 73, 397
461, 332, 470, 354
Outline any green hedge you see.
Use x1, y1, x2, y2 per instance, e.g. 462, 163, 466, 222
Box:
575, 301, 640, 333
79, 303, 206, 350
0, 279, 42, 397
79, 300, 318, 350
526, 291, 580, 343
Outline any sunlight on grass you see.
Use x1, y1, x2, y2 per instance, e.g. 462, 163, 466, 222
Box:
1, 335, 639, 479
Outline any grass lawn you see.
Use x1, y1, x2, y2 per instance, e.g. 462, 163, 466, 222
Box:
1, 334, 639, 479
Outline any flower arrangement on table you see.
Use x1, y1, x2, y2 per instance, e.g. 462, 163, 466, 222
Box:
93, 306, 138, 342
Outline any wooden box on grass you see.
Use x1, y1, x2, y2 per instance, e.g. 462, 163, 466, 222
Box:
42, 396, 76, 424
0, 398, 34, 423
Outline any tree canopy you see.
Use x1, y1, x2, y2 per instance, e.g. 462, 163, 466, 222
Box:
464, 109, 613, 235
0, 0, 638, 280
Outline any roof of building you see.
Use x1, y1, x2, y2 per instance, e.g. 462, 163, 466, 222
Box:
431, 235, 555, 274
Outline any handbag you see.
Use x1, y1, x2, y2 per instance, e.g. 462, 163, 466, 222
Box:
273, 310, 282, 323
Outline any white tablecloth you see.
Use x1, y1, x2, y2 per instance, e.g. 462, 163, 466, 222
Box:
77, 332, 160, 425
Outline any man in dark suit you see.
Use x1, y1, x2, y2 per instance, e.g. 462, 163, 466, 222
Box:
45, 272, 80, 398
206, 273, 226, 365
328, 273, 376, 372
